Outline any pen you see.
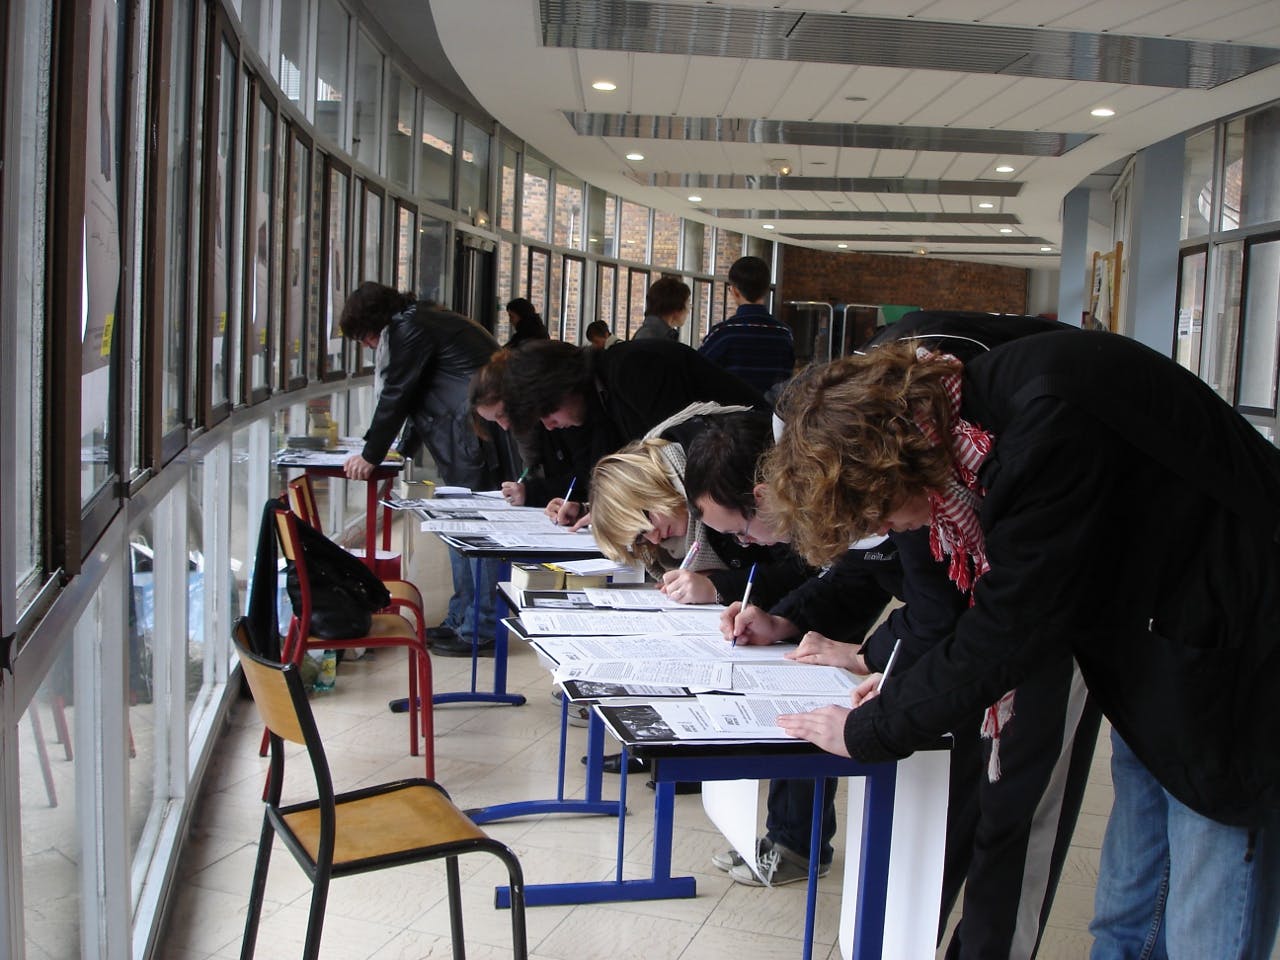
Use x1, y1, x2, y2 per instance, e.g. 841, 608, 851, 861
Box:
876, 638, 904, 692
554, 477, 577, 525
678, 541, 701, 571
516, 466, 530, 483
732, 562, 758, 647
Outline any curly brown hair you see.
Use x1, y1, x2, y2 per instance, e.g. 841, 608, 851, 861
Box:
762, 344, 959, 566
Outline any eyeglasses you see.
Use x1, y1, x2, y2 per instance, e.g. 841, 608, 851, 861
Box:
734, 514, 753, 546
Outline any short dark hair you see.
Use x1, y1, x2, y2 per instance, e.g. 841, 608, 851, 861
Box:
505, 297, 541, 324
585, 320, 612, 341
500, 338, 593, 433
727, 256, 771, 303
339, 282, 415, 340
645, 275, 691, 318
684, 412, 774, 518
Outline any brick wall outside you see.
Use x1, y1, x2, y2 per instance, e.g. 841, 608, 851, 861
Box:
779, 246, 1029, 315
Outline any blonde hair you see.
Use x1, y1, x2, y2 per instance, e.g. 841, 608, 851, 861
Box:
590, 439, 688, 566
763, 344, 958, 566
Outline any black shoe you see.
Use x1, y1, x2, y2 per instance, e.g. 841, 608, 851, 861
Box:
581, 752, 650, 775
647, 779, 702, 795
426, 625, 459, 641
430, 632, 495, 658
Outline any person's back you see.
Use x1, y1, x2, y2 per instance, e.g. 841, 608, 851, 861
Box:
699, 256, 794, 392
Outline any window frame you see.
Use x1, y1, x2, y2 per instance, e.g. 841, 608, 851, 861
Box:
240, 75, 278, 406
280, 123, 312, 392
1234, 228, 1280, 417
318, 153, 352, 382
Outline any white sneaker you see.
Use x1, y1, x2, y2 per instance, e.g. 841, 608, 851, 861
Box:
727, 839, 829, 887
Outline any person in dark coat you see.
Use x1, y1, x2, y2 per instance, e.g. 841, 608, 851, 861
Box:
499, 337, 766, 527
698, 255, 794, 394
338, 282, 508, 656
502, 297, 549, 349
767, 330, 1280, 959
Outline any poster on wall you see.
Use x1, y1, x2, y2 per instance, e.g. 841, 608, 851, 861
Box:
82, 0, 123, 495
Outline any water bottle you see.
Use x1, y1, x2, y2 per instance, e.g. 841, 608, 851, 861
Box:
314, 650, 337, 692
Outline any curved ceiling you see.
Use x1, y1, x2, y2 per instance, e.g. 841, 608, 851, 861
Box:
419, 0, 1280, 268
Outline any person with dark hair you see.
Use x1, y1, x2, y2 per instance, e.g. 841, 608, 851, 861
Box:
632, 275, 690, 341
503, 297, 549, 349
767, 330, 1280, 959
499, 337, 766, 526
338, 281, 509, 657
584, 320, 618, 349
698, 255, 794, 393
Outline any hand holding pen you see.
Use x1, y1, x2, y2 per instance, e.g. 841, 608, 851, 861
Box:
501, 467, 530, 505
550, 477, 577, 525
850, 637, 903, 708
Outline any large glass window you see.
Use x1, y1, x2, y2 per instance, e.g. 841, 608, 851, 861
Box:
1206, 240, 1244, 402
522, 157, 550, 242
394, 202, 417, 291
526, 246, 550, 318
651, 210, 681, 269
562, 256, 584, 343
458, 119, 490, 220
619, 201, 649, 261
715, 228, 744, 277
553, 173, 584, 248
1181, 128, 1215, 240
597, 262, 617, 335
126, 514, 158, 878
21, 644, 82, 956
586, 186, 615, 257
384, 65, 413, 189
203, 32, 239, 421
418, 94, 453, 207
418, 213, 448, 304
161, 0, 195, 443
1174, 248, 1207, 376
82, 0, 126, 503
1238, 236, 1280, 412
321, 160, 350, 377
244, 89, 276, 401
314, 0, 348, 146
360, 181, 383, 282
278, 0, 308, 106
1222, 104, 1280, 233
498, 142, 518, 232
282, 130, 310, 389
351, 30, 381, 171
683, 220, 706, 273
626, 268, 650, 337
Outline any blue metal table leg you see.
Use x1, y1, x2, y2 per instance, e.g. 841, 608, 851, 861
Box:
851, 767, 897, 960
803, 778, 825, 960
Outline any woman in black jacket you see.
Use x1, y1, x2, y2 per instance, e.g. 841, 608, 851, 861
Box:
766, 331, 1280, 959
502, 297, 549, 349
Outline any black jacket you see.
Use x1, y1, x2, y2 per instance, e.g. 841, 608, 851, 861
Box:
360, 303, 502, 489
843, 330, 1280, 825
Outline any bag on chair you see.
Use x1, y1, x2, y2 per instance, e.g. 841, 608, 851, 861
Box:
285, 522, 392, 639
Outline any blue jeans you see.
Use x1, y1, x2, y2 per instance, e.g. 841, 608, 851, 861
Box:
443, 549, 499, 642
1090, 730, 1280, 960
766, 778, 838, 865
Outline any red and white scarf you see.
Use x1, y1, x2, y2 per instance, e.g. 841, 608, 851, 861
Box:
912, 351, 1014, 781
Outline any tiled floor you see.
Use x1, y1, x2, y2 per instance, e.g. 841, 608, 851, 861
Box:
153, 533, 1242, 960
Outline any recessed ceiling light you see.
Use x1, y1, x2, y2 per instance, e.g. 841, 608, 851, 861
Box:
1091, 107, 1116, 118
837, 243, 849, 249
915, 247, 928, 256
625, 152, 645, 161
999, 227, 1014, 233
762, 224, 775, 230
591, 80, 617, 91
995, 164, 1015, 173
1041, 246, 1053, 252
844, 95, 868, 102
978, 202, 994, 209
687, 195, 702, 203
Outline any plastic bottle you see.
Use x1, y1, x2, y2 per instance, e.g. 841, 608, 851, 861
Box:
314, 650, 337, 692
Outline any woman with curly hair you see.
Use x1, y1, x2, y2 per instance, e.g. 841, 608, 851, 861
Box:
765, 331, 1280, 960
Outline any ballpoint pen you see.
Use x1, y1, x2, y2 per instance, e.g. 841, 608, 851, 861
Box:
731, 562, 758, 647
677, 541, 700, 571
553, 477, 576, 524
516, 466, 530, 483
876, 638, 904, 692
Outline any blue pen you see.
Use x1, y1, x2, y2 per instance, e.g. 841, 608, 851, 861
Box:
554, 477, 577, 525
732, 562, 758, 647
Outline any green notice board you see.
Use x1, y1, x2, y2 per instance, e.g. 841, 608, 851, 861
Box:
879, 305, 921, 325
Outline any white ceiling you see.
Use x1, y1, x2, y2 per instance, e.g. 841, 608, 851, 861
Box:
419, 0, 1280, 268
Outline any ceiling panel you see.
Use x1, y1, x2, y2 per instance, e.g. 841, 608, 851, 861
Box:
771, 62, 870, 120
675, 57, 756, 118
1186, 5, 1280, 45
856, 70, 965, 125
1113, 0, 1266, 38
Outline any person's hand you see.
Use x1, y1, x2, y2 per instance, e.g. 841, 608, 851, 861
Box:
786, 632, 869, 673
501, 481, 526, 505
719, 604, 797, 645
659, 570, 717, 604
545, 498, 582, 526
850, 673, 883, 709
776, 706, 853, 757
343, 454, 376, 480
568, 509, 592, 532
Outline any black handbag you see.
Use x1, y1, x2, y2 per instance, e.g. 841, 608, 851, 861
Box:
285, 522, 392, 639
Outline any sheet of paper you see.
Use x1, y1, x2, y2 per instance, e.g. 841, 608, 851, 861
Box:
531, 634, 797, 664
518, 610, 669, 635
420, 519, 556, 534
486, 529, 603, 551
555, 557, 641, 576
729, 662, 861, 696
583, 587, 724, 611
696, 693, 846, 736
596, 700, 766, 742
555, 659, 733, 688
